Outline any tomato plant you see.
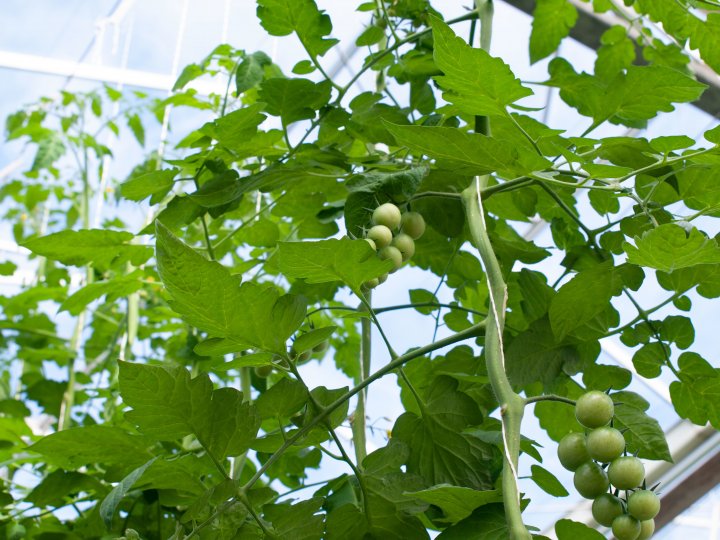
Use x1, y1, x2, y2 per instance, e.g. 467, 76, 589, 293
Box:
1, 0, 719, 539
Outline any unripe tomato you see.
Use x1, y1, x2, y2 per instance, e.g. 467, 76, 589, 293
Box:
557, 432, 590, 471
573, 461, 609, 499
363, 277, 380, 290
312, 340, 329, 353
628, 490, 660, 521
378, 273, 388, 284
612, 514, 641, 540
637, 519, 655, 540
289, 347, 311, 364
392, 233, 415, 261
586, 426, 625, 463
379, 246, 403, 271
372, 203, 402, 229
608, 456, 645, 490
254, 364, 273, 378
401, 211, 426, 239
367, 225, 393, 248
575, 390, 614, 428
592, 493, 624, 527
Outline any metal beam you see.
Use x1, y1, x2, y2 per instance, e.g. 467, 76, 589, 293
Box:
0, 50, 224, 95
503, 0, 720, 117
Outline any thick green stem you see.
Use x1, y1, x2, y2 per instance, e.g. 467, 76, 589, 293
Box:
352, 295, 372, 465
462, 180, 530, 540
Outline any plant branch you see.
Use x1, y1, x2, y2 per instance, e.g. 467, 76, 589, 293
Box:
524, 394, 576, 406
463, 178, 530, 540
242, 320, 486, 492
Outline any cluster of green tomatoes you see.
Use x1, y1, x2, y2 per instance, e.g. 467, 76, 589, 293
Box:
362, 202, 425, 289
558, 391, 661, 539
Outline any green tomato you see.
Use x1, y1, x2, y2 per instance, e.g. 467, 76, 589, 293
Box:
575, 390, 614, 428
312, 340, 329, 353
592, 493, 624, 527
254, 364, 273, 378
379, 246, 403, 271
289, 347, 311, 364
401, 211, 426, 239
392, 233, 416, 261
608, 456, 645, 490
587, 426, 626, 463
637, 519, 655, 540
372, 203, 402, 230
612, 514, 641, 540
363, 277, 380, 290
573, 461, 609, 499
378, 273, 388, 284
367, 225, 393, 248
628, 490, 660, 521
557, 432, 590, 471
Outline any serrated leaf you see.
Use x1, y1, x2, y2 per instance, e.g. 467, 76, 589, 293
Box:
530, 464, 569, 497
529, 0, 577, 63
236, 51, 272, 94
264, 497, 326, 539
669, 352, 720, 429
549, 262, 641, 340
259, 78, 331, 125
255, 378, 308, 419
118, 361, 260, 458
277, 238, 392, 295
120, 169, 178, 202
624, 224, 720, 272
22, 229, 152, 271
60, 275, 143, 315
27, 425, 153, 471
613, 402, 672, 461
156, 222, 305, 354
392, 376, 500, 490
404, 485, 502, 524
385, 123, 550, 177
256, 0, 338, 57
100, 457, 158, 528
430, 16, 532, 115
127, 113, 145, 146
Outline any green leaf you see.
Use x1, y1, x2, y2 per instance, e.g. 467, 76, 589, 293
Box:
392, 376, 500, 490
127, 113, 145, 146
506, 318, 579, 388
555, 519, 605, 540
118, 361, 260, 458
530, 465, 569, 497
293, 326, 336, 353
120, 169, 178, 202
99, 457, 158, 529
613, 402, 672, 462
22, 229, 152, 271
624, 224, 720, 272
529, 0, 578, 63
59, 275, 143, 315
277, 238, 393, 295
259, 78, 331, 125
27, 425, 153, 471
670, 352, 720, 429
436, 504, 524, 540
404, 485, 502, 524
257, 0, 338, 57
236, 51, 272, 94
408, 289, 440, 315
549, 262, 641, 340
202, 103, 266, 149
384, 124, 550, 177
658, 315, 694, 349
255, 378, 308, 419
430, 16, 532, 115
190, 170, 244, 208
263, 497, 326, 539
26, 470, 104, 507
356, 25, 385, 47
156, 222, 306, 353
